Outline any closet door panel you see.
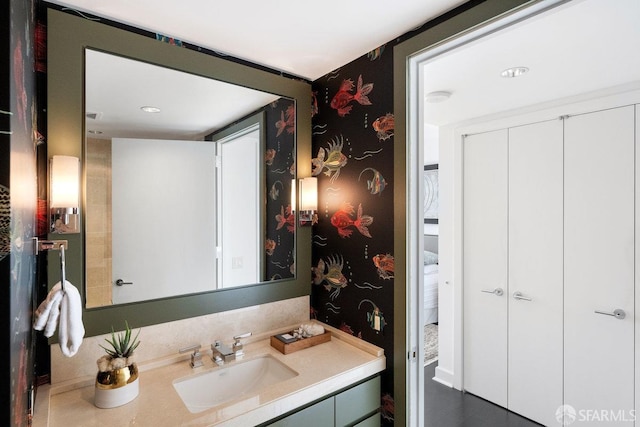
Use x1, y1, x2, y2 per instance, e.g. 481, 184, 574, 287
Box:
565, 106, 635, 419
636, 104, 640, 421
508, 120, 563, 426
463, 129, 508, 407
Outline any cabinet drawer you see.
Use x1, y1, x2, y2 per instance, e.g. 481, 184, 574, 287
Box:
335, 376, 380, 426
353, 412, 380, 427
269, 397, 334, 427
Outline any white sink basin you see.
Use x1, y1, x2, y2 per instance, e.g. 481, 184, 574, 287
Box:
172, 355, 298, 413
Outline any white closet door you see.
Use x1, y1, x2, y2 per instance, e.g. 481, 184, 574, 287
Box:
463, 129, 508, 407
636, 104, 640, 422
565, 106, 635, 421
508, 120, 563, 426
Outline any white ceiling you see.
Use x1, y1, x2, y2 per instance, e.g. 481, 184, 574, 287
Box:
423, 0, 640, 126
85, 50, 280, 140
45, 0, 466, 81
51, 0, 640, 138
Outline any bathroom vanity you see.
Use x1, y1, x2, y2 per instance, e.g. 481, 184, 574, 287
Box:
33, 325, 385, 426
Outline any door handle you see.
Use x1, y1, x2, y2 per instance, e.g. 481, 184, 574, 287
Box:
512, 291, 532, 301
115, 279, 133, 286
481, 288, 504, 296
594, 308, 626, 320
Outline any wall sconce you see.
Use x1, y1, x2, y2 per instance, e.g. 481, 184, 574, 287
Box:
50, 155, 80, 233
298, 177, 318, 225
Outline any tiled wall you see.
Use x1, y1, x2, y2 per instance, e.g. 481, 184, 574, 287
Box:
85, 138, 113, 307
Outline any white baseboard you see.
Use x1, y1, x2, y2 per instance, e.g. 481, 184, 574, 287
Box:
433, 366, 454, 388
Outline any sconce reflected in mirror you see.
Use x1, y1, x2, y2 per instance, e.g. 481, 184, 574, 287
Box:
50, 155, 80, 233
298, 177, 318, 225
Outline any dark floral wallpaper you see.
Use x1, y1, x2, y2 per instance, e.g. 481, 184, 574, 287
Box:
311, 44, 397, 424
3, 0, 38, 425
264, 98, 296, 281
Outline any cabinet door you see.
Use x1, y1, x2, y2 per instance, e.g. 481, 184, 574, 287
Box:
508, 120, 563, 426
335, 376, 380, 426
564, 106, 635, 421
353, 412, 380, 427
463, 129, 509, 407
269, 397, 334, 427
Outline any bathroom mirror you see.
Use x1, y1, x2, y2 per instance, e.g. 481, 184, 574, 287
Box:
84, 49, 296, 308
47, 8, 311, 337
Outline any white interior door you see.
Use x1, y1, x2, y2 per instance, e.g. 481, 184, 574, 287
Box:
564, 106, 635, 423
508, 120, 563, 426
112, 138, 217, 304
216, 127, 261, 288
463, 129, 508, 407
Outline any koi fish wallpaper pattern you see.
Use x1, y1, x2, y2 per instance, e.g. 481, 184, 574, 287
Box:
265, 98, 296, 281
4, 0, 39, 425
311, 41, 396, 424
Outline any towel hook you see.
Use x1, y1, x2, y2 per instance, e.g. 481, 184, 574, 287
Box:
59, 245, 66, 292
34, 237, 69, 292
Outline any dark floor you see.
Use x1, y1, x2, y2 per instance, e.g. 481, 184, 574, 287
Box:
424, 362, 543, 427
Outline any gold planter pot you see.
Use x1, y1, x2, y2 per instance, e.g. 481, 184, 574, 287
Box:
94, 363, 139, 408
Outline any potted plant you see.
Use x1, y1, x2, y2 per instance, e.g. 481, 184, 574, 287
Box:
94, 321, 141, 409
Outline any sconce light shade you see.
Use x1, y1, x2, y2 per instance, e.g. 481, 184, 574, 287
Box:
50, 155, 80, 233
298, 177, 317, 225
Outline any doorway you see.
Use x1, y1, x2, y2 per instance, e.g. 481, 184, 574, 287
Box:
399, 0, 640, 424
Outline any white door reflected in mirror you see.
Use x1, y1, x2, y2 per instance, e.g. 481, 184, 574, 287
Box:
216, 125, 262, 288
111, 138, 217, 305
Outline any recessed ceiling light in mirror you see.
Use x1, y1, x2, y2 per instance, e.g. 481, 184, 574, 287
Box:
140, 106, 161, 113
88, 130, 103, 135
501, 66, 529, 78
425, 91, 452, 103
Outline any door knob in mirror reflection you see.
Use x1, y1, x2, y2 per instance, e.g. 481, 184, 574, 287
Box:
481, 288, 504, 296
512, 291, 532, 301
115, 279, 133, 286
595, 308, 626, 320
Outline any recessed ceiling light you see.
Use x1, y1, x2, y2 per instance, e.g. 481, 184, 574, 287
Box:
87, 130, 103, 135
501, 66, 529, 78
140, 106, 161, 113
425, 91, 452, 103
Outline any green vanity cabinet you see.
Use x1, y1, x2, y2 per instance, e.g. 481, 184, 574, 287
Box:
267, 376, 381, 427
268, 396, 334, 427
353, 412, 382, 427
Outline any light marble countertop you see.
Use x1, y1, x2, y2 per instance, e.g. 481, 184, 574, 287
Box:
34, 323, 385, 426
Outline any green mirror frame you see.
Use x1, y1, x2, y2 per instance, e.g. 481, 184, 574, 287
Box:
46, 8, 312, 337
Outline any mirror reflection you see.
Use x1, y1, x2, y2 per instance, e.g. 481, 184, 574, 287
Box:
84, 49, 296, 308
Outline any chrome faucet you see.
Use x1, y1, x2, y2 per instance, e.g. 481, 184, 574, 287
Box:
211, 332, 252, 365
211, 340, 235, 365
179, 344, 203, 368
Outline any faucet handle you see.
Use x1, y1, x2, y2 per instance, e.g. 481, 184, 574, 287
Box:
179, 344, 203, 368
233, 332, 252, 348
233, 332, 252, 357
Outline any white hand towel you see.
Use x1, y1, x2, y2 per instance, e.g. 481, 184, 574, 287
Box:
34, 282, 62, 333
58, 281, 85, 357
43, 292, 63, 338
33, 281, 85, 357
